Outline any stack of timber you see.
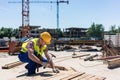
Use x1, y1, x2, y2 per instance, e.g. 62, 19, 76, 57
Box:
102, 40, 120, 56
102, 40, 120, 69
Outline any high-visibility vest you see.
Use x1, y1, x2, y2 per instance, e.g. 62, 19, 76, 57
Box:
20, 38, 47, 57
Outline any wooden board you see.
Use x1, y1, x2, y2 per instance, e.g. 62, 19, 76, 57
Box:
2, 61, 23, 69
71, 74, 91, 80
61, 72, 85, 80
107, 58, 120, 69
47, 65, 68, 71
88, 76, 106, 80
72, 54, 90, 58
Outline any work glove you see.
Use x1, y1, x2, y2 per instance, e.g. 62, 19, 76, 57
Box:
52, 68, 60, 73
42, 62, 48, 68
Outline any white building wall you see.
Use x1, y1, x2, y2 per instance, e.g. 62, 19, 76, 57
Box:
104, 34, 120, 47
116, 33, 120, 47
104, 35, 117, 46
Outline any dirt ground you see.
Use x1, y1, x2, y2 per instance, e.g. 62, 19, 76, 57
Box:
0, 49, 120, 80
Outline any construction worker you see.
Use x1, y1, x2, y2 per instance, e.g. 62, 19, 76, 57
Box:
18, 31, 59, 76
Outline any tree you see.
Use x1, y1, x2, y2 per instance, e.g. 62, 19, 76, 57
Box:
0, 27, 19, 38
109, 25, 117, 34
87, 23, 104, 40
117, 26, 120, 33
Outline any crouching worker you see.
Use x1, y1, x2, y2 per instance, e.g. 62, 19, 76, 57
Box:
18, 32, 59, 76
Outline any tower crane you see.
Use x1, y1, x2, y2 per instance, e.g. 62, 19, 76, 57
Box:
9, 0, 69, 37
22, 0, 30, 37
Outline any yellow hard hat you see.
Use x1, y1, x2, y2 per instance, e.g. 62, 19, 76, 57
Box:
40, 32, 51, 44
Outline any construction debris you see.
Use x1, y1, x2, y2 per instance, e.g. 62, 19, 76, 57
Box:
72, 54, 90, 58
94, 55, 120, 60
84, 54, 98, 61
59, 70, 105, 80
102, 42, 120, 57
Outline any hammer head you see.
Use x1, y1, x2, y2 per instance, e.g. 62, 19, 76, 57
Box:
50, 53, 56, 58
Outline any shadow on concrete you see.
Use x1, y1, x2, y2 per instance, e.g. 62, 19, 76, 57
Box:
16, 71, 53, 78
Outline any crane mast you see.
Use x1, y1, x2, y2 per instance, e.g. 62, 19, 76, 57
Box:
22, 0, 30, 37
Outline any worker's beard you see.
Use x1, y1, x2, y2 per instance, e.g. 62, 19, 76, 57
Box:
38, 41, 43, 47
37, 39, 43, 47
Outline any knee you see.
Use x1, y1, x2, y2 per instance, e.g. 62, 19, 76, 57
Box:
41, 58, 48, 62
18, 53, 29, 62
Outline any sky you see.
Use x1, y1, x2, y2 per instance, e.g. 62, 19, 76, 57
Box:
0, 0, 120, 31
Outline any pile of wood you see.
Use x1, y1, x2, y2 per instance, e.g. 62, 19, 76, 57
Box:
102, 40, 120, 69
36, 68, 106, 80
61, 72, 105, 80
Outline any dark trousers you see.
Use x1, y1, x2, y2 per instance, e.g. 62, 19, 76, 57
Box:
18, 51, 48, 74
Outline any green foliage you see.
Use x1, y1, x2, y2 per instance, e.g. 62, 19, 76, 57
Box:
0, 27, 19, 38
56, 28, 63, 37
87, 23, 104, 40
117, 26, 120, 33
109, 25, 117, 34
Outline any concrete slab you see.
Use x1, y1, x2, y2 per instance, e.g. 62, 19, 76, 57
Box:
0, 50, 120, 80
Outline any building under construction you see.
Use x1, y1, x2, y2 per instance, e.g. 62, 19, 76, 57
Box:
1, 0, 120, 80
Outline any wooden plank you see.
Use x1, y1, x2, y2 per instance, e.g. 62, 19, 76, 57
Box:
107, 58, 120, 69
60, 72, 85, 80
84, 54, 98, 61
80, 74, 95, 80
88, 76, 106, 80
2, 61, 23, 69
45, 73, 70, 80
70, 67, 77, 72
94, 55, 120, 60
72, 54, 90, 58
71, 74, 90, 80
47, 65, 68, 71
44, 69, 80, 80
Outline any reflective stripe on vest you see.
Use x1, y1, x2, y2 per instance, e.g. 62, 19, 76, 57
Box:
20, 38, 47, 57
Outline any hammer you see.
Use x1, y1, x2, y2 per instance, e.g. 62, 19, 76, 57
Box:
49, 53, 56, 58
42, 53, 56, 69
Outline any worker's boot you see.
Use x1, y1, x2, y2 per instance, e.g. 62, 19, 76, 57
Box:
27, 67, 36, 76
25, 64, 36, 76
25, 64, 29, 69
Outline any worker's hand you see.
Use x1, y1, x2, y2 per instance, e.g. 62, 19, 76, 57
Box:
52, 68, 60, 73
42, 62, 48, 67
